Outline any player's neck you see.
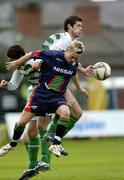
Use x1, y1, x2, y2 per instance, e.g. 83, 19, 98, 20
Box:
67, 31, 74, 40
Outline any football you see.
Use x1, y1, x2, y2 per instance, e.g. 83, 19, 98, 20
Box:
92, 62, 111, 80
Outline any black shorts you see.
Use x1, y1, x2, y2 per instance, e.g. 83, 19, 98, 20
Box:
24, 86, 67, 116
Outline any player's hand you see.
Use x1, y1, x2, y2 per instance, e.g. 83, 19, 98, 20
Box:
6, 61, 19, 71
79, 88, 89, 97
0, 80, 8, 88
78, 63, 93, 77
84, 65, 93, 76
32, 61, 41, 70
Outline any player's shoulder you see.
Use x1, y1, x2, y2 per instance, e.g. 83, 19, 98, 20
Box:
43, 50, 64, 60
57, 32, 71, 41
49, 32, 71, 40
45, 49, 63, 55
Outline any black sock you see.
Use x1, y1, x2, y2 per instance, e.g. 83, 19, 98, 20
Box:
53, 138, 61, 145
13, 122, 25, 139
10, 141, 17, 147
55, 124, 67, 138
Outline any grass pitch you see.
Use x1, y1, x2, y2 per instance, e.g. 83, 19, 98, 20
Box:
0, 138, 124, 180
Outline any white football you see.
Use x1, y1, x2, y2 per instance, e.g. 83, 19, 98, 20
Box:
92, 62, 111, 80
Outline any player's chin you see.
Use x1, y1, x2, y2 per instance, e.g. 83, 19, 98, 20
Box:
76, 33, 81, 37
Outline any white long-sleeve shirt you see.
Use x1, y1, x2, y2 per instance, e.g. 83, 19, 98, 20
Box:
7, 58, 41, 90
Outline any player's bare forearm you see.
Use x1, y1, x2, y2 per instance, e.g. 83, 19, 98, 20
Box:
72, 74, 88, 97
72, 73, 81, 92
6, 52, 32, 71
78, 63, 93, 76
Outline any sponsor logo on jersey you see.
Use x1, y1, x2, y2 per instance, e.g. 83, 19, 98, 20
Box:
53, 66, 73, 75
56, 58, 63, 62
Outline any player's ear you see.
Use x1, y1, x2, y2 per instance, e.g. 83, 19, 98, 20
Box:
67, 24, 72, 30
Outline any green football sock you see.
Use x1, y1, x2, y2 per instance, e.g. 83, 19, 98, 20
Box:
64, 116, 78, 136
39, 130, 51, 165
47, 114, 59, 133
28, 137, 40, 169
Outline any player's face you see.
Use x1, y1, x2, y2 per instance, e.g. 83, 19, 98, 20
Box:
70, 21, 83, 38
66, 50, 81, 64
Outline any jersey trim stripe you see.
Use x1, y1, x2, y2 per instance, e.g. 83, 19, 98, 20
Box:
24, 85, 38, 112
47, 76, 57, 88
56, 79, 66, 92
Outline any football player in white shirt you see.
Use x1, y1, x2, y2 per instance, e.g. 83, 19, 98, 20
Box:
0, 45, 50, 178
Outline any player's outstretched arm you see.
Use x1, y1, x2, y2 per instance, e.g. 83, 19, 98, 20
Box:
78, 63, 93, 76
0, 70, 23, 91
6, 52, 32, 71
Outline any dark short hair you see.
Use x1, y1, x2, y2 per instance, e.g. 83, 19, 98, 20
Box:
64, 15, 82, 32
7, 45, 25, 59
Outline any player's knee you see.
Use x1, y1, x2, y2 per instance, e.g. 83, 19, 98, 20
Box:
59, 110, 70, 122
37, 123, 47, 131
27, 128, 38, 138
37, 117, 49, 131
56, 105, 70, 122
18, 121, 26, 127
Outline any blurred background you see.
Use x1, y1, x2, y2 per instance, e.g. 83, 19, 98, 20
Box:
0, 0, 124, 140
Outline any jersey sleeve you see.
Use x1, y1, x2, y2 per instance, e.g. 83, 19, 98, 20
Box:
7, 70, 24, 90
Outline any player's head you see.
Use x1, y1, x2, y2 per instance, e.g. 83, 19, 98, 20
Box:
6, 45, 25, 61
64, 15, 83, 39
65, 40, 85, 64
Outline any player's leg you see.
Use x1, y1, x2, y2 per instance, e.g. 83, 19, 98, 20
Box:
18, 119, 40, 180
27, 119, 39, 169
49, 104, 70, 157
0, 111, 34, 156
63, 88, 82, 135
20, 85, 36, 152
20, 125, 29, 151
44, 114, 59, 140
18, 119, 49, 180
49, 90, 82, 157
37, 116, 51, 166
24, 85, 43, 169
18, 85, 43, 180
44, 89, 82, 139
44, 89, 81, 157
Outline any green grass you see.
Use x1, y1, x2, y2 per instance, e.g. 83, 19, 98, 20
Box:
0, 138, 124, 180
